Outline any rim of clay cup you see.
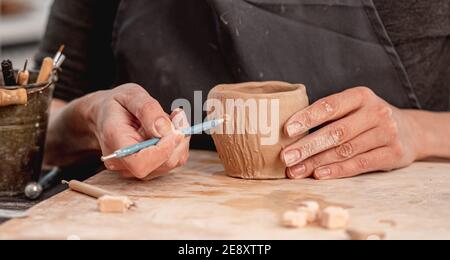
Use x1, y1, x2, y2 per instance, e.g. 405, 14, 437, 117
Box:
210, 81, 306, 98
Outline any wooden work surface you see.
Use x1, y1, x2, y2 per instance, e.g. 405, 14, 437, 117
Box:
1, 150, 450, 240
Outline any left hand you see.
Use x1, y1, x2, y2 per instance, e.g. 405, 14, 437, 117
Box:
281, 87, 422, 180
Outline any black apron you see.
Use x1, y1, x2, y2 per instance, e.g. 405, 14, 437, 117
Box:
111, 0, 422, 150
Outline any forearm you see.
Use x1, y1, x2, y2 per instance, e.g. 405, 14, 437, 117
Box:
404, 110, 450, 160
44, 97, 99, 166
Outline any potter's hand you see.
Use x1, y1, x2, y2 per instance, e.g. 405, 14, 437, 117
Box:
86, 84, 190, 180
281, 87, 422, 180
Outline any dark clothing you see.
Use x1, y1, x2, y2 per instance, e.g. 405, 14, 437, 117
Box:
37, 0, 450, 150
374, 0, 450, 111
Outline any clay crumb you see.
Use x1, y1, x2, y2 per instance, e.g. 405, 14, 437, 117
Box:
297, 200, 320, 223
98, 195, 133, 213
346, 228, 386, 240
281, 210, 308, 228
320, 207, 350, 230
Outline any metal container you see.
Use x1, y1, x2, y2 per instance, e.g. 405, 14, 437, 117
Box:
0, 70, 55, 196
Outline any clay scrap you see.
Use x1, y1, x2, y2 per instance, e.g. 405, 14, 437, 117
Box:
98, 195, 134, 214
281, 201, 350, 231
207, 81, 309, 180
320, 207, 350, 230
297, 200, 320, 223
281, 211, 308, 228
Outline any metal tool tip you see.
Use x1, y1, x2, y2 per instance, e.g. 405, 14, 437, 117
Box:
214, 118, 225, 127
58, 44, 65, 53
101, 153, 117, 162
23, 59, 28, 71
24, 182, 43, 200
55, 55, 66, 68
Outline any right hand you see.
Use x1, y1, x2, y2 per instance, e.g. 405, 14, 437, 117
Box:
84, 83, 190, 180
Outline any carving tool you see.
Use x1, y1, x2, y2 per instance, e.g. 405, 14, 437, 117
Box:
53, 44, 65, 66
1, 59, 16, 86
16, 59, 29, 86
62, 180, 136, 207
55, 54, 66, 69
0, 88, 27, 107
101, 118, 225, 162
62, 180, 116, 199
24, 167, 61, 200
36, 57, 53, 84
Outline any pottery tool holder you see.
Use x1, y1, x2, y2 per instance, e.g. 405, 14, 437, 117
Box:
0, 69, 57, 196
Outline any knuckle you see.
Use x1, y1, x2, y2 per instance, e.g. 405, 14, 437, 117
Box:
356, 156, 370, 170
377, 105, 393, 119
329, 124, 347, 144
114, 83, 141, 95
110, 91, 128, 104
299, 98, 339, 129
124, 83, 143, 92
335, 142, 354, 158
354, 86, 375, 101
318, 97, 339, 117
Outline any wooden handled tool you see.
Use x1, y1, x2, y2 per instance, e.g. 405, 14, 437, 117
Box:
36, 57, 53, 84
62, 180, 116, 199
0, 88, 27, 107
53, 45, 65, 66
62, 180, 136, 208
17, 60, 29, 86
17, 71, 29, 86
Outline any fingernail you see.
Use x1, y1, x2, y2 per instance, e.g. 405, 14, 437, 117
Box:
286, 121, 304, 137
288, 164, 306, 179
316, 167, 331, 179
154, 117, 173, 137
173, 109, 189, 129
283, 150, 302, 166
172, 107, 183, 114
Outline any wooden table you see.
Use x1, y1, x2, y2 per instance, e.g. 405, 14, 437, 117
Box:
1, 150, 449, 240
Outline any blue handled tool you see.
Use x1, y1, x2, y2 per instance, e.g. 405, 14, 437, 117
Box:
101, 119, 224, 162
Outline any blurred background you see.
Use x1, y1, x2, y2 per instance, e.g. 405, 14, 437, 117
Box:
0, 0, 52, 67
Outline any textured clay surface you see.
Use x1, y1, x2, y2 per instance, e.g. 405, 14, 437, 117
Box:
208, 81, 309, 179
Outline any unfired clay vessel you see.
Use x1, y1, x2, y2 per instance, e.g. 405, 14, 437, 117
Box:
208, 81, 309, 179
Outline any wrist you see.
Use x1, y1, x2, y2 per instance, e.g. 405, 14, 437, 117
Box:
402, 110, 436, 160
